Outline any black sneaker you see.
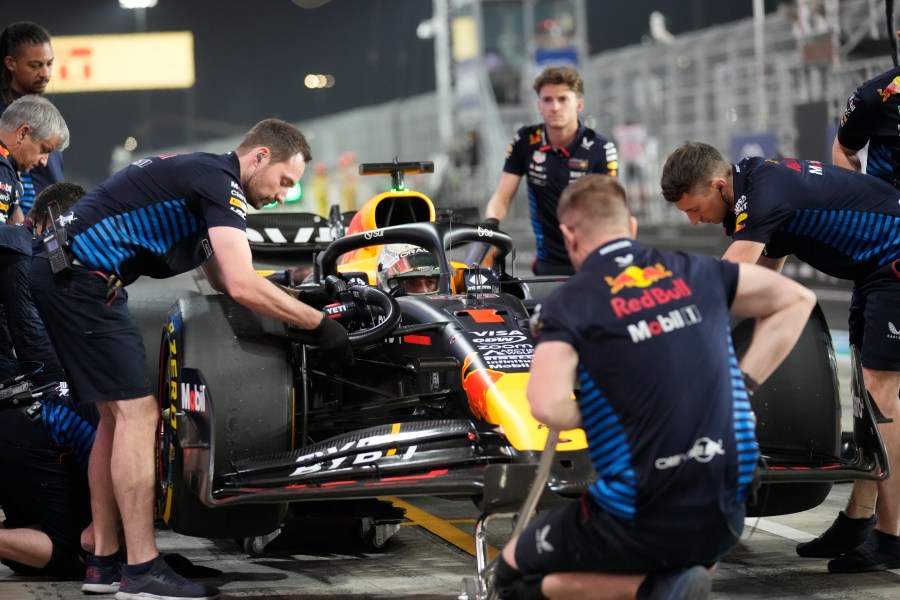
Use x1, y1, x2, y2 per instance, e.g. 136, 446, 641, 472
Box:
828, 530, 900, 573
82, 553, 122, 594
795, 511, 876, 558
115, 555, 219, 600
637, 565, 711, 600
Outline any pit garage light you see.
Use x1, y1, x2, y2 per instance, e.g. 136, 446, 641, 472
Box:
304, 73, 335, 89
119, 0, 158, 8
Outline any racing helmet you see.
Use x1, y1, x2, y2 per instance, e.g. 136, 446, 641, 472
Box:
376, 243, 441, 295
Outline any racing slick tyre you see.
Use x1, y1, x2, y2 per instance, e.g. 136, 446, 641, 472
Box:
733, 303, 840, 516
158, 295, 293, 538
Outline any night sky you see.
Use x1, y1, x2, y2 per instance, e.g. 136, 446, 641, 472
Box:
6, 0, 780, 187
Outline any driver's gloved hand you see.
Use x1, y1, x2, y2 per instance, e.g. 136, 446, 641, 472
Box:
307, 314, 353, 365
477, 217, 500, 231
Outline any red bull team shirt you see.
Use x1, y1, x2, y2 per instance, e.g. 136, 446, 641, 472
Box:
837, 65, 900, 188
532, 239, 755, 531
725, 157, 900, 282
502, 122, 617, 265
64, 152, 249, 285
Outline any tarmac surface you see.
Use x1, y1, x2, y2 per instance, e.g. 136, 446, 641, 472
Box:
1, 485, 899, 599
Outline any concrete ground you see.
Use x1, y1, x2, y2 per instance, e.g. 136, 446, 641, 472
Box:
1, 484, 899, 599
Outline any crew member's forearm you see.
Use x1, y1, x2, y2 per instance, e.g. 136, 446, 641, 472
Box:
228, 277, 323, 329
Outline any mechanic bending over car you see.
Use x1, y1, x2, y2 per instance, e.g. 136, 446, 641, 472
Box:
29, 118, 349, 600
376, 243, 441, 295
0, 95, 69, 382
662, 141, 900, 573
802, 37, 900, 567
480, 66, 618, 276
494, 174, 815, 600
0, 181, 84, 386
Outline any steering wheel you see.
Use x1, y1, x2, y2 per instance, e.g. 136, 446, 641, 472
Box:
343, 284, 401, 347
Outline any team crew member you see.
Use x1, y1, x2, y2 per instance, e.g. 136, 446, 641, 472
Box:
809, 36, 900, 557
0, 22, 63, 214
661, 141, 900, 573
494, 175, 815, 600
833, 34, 900, 186
0, 181, 83, 385
0, 382, 96, 580
0, 95, 68, 382
481, 66, 618, 276
30, 118, 349, 600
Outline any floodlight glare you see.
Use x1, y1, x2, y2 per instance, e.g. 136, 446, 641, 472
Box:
119, 0, 158, 9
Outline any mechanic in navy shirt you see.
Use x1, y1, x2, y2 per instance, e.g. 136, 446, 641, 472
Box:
662, 141, 900, 574
806, 46, 900, 563
30, 118, 348, 600
482, 66, 618, 276
0, 22, 64, 215
833, 35, 900, 188
0, 181, 83, 386
0, 382, 96, 580
0, 96, 68, 381
494, 175, 814, 600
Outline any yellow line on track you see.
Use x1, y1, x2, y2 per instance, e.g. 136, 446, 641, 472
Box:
385, 497, 499, 560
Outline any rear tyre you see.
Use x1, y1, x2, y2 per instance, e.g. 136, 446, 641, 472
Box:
158, 295, 293, 538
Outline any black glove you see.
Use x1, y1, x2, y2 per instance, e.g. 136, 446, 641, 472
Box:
309, 314, 351, 351
478, 217, 500, 231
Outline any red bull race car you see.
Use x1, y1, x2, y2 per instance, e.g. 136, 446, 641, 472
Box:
154, 161, 889, 563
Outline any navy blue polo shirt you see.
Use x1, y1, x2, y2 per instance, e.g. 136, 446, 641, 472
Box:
533, 239, 754, 530
837, 65, 900, 187
66, 152, 248, 285
724, 157, 900, 281
503, 122, 617, 264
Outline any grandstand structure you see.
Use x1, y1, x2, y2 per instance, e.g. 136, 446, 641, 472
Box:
120, 0, 897, 230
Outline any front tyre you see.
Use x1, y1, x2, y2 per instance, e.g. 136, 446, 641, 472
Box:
158, 295, 293, 538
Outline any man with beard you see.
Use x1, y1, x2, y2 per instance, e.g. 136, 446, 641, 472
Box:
30, 118, 349, 600
0, 22, 63, 215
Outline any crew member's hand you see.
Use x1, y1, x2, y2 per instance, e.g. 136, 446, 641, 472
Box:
477, 217, 500, 231
307, 314, 352, 364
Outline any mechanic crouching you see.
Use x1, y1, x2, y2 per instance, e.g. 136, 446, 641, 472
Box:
493, 175, 816, 599
0, 182, 95, 579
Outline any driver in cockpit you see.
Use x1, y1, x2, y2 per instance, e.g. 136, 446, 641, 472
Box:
376, 243, 441, 295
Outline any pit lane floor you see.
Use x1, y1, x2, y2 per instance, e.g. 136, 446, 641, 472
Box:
2, 483, 899, 599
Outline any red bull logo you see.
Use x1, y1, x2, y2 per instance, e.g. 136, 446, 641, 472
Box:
605, 263, 672, 294
879, 76, 900, 102
734, 212, 748, 233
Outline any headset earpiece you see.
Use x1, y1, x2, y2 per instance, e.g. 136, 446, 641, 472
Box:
257, 153, 265, 163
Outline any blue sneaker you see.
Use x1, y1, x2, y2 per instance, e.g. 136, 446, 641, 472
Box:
638, 565, 711, 600
115, 555, 219, 600
82, 553, 122, 594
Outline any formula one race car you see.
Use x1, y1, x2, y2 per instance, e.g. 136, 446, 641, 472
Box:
155, 161, 889, 558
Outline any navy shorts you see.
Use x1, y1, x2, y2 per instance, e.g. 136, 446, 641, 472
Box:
849, 268, 900, 372
514, 496, 743, 576
29, 257, 152, 403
